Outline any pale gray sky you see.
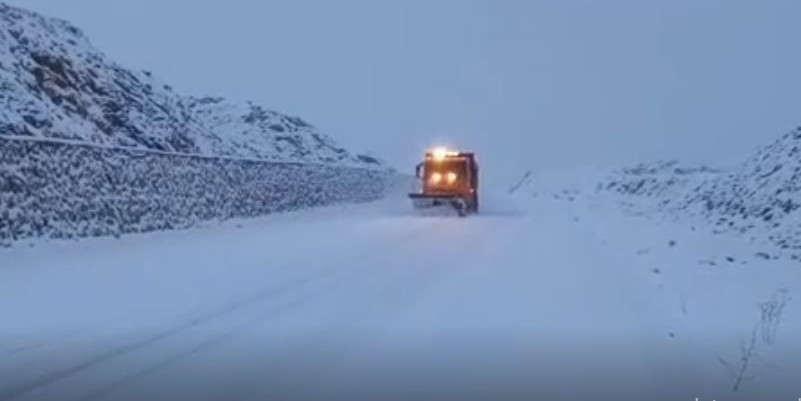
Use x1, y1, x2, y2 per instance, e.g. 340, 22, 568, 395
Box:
7, 0, 801, 182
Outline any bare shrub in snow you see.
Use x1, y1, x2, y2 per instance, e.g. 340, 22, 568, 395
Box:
759, 288, 791, 345
718, 289, 792, 392
719, 329, 760, 392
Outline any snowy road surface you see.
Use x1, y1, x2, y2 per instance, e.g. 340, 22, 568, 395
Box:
1, 192, 799, 401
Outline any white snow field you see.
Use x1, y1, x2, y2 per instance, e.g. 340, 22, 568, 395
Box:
1, 190, 799, 401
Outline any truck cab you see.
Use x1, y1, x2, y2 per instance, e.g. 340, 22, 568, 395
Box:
409, 148, 479, 216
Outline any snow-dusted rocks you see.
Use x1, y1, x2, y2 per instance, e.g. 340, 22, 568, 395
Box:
0, 137, 391, 244
184, 97, 381, 166
599, 128, 801, 254
683, 128, 801, 250
0, 3, 202, 152
600, 160, 720, 201
0, 3, 381, 166
0, 2, 390, 245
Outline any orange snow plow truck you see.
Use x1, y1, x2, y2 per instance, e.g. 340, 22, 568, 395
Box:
409, 148, 479, 217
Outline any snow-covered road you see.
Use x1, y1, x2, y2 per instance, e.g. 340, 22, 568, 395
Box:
1, 192, 799, 401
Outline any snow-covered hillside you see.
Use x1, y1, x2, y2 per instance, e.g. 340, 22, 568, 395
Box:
0, 2, 379, 167
600, 160, 720, 201
0, 2, 392, 245
184, 97, 381, 166
683, 128, 801, 250
501, 150, 801, 398
594, 128, 801, 256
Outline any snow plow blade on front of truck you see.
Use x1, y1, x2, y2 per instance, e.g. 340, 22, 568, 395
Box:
409, 148, 479, 217
409, 193, 475, 217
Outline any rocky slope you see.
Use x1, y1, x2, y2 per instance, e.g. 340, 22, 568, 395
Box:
598, 160, 721, 215
0, 2, 390, 245
0, 2, 379, 166
0, 139, 390, 244
184, 97, 381, 165
599, 127, 801, 255
682, 128, 801, 250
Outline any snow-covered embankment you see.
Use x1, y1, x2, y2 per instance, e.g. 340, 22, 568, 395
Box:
0, 137, 392, 245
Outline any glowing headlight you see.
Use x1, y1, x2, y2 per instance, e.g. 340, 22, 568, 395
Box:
446, 172, 458, 183
430, 172, 443, 184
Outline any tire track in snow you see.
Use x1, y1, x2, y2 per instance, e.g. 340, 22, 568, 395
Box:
0, 276, 316, 401
74, 274, 354, 401
0, 221, 439, 401
230, 219, 493, 401
73, 220, 452, 401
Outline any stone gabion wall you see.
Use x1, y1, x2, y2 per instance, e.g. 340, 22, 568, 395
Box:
0, 138, 392, 245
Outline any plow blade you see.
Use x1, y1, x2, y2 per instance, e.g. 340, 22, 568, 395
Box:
409, 193, 469, 217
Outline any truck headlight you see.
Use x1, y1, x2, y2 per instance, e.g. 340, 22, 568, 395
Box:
446, 172, 458, 183
430, 172, 443, 184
